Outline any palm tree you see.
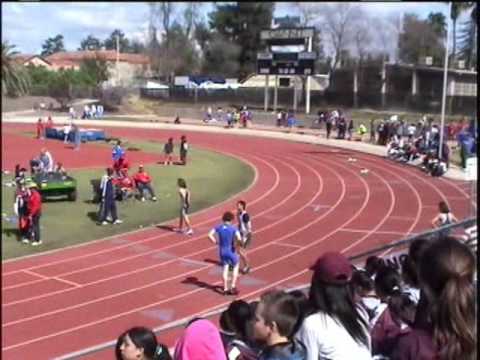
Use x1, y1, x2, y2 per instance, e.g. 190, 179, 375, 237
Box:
451, 2, 474, 61
457, 3, 477, 68
2, 41, 30, 96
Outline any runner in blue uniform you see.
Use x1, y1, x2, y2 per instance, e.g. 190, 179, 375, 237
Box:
208, 211, 242, 296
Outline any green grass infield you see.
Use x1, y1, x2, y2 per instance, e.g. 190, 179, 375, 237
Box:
1, 141, 255, 260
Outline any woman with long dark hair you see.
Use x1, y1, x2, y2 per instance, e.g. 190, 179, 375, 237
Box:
391, 237, 476, 360
296, 252, 371, 360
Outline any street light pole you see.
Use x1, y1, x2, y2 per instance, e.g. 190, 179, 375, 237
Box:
439, 2, 452, 160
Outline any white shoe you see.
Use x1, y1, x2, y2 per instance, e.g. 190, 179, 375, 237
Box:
113, 219, 123, 224
21, 238, 30, 244
141, 197, 146, 202
31, 240, 42, 246
185, 229, 193, 236
152, 197, 157, 201
100, 221, 109, 225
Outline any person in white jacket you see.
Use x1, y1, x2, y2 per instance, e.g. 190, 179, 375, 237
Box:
296, 252, 372, 360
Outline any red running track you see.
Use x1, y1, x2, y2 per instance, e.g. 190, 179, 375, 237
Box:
1, 124, 474, 359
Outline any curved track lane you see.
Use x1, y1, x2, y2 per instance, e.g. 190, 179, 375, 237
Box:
1, 125, 473, 359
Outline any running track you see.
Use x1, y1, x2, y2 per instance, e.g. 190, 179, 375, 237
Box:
1, 123, 474, 359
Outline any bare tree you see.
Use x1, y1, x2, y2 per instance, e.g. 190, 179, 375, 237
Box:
293, 2, 321, 27
183, 3, 203, 39
319, 3, 361, 73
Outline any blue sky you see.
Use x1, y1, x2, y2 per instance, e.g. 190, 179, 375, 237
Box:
1, 2, 464, 55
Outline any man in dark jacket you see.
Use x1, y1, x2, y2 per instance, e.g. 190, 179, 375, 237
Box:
98, 168, 123, 225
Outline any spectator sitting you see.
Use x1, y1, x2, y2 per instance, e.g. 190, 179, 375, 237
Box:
371, 265, 416, 358
116, 326, 171, 360
254, 290, 306, 360
401, 238, 431, 305
174, 115, 181, 124
115, 169, 135, 200
364, 255, 385, 280
133, 165, 157, 202
39, 148, 54, 173
30, 157, 44, 175
350, 269, 381, 323
357, 123, 367, 140
220, 300, 258, 360
391, 237, 476, 360
174, 318, 227, 360
296, 252, 372, 360
54, 162, 67, 176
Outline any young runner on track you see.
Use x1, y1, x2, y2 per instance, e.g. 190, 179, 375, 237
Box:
177, 178, 193, 235
208, 211, 242, 296
237, 200, 253, 274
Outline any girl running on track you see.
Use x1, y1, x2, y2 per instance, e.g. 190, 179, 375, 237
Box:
237, 200, 252, 274
431, 201, 458, 237
208, 211, 242, 296
177, 178, 193, 235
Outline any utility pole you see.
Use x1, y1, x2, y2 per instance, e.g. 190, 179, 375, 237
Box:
439, 2, 452, 160
116, 34, 120, 86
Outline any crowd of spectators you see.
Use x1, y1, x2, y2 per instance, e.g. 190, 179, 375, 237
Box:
115, 233, 476, 360
204, 106, 253, 128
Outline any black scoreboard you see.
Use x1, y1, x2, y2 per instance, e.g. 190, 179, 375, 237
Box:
257, 52, 316, 75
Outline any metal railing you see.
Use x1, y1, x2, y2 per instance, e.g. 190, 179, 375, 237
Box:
54, 217, 477, 359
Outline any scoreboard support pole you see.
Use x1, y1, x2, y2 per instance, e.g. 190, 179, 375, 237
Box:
293, 76, 298, 113
264, 75, 270, 112
273, 75, 278, 112
305, 36, 312, 115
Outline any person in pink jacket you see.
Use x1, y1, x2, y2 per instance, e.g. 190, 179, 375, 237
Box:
174, 318, 227, 360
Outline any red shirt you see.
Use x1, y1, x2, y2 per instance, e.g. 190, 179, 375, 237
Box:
133, 171, 151, 184
27, 189, 42, 216
113, 158, 129, 173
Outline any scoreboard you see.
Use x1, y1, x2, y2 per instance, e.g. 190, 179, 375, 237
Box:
257, 52, 316, 75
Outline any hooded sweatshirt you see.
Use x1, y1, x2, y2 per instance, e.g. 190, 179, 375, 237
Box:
174, 319, 227, 360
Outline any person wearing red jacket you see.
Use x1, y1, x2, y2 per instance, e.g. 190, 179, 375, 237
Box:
113, 156, 129, 176
26, 185, 42, 246
133, 165, 157, 202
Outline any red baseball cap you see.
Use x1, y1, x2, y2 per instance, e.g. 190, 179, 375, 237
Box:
310, 252, 353, 284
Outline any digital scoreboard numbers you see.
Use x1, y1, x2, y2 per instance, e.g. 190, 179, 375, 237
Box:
256, 52, 315, 75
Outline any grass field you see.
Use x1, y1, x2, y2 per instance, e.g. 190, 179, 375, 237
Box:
1, 140, 255, 260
